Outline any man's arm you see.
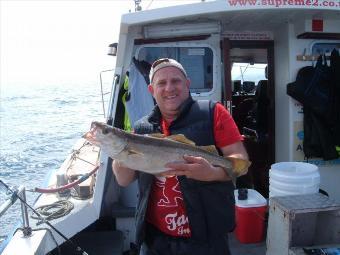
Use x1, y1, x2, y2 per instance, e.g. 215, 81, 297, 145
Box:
216, 140, 249, 180
163, 141, 249, 182
112, 160, 137, 187
219, 141, 248, 160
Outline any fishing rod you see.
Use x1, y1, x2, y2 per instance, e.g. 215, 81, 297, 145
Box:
0, 179, 89, 255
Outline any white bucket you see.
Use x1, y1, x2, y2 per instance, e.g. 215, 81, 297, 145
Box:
269, 186, 301, 197
269, 162, 320, 198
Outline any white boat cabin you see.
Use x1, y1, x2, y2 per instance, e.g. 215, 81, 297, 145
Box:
111, 0, 340, 201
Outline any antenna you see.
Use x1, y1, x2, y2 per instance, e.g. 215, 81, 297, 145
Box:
134, 0, 142, 12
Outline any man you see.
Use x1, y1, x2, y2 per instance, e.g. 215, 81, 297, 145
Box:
112, 58, 248, 255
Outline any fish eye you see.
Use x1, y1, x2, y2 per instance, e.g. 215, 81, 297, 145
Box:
102, 127, 111, 135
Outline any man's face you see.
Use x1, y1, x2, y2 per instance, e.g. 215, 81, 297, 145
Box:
148, 66, 190, 117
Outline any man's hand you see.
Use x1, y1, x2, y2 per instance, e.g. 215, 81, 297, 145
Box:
162, 155, 231, 182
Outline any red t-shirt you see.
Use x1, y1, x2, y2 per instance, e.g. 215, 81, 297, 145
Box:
145, 103, 242, 237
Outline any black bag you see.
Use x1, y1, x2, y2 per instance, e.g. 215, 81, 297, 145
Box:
287, 65, 314, 104
287, 55, 334, 121
304, 55, 333, 119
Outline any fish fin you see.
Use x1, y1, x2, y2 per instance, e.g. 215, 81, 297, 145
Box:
166, 134, 196, 146
148, 133, 197, 147
226, 157, 252, 177
127, 149, 144, 156
147, 133, 166, 139
199, 145, 219, 154
165, 134, 218, 154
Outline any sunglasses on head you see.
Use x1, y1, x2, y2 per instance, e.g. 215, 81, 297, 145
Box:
151, 58, 171, 68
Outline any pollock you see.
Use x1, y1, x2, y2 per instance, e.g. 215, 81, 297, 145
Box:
83, 121, 250, 178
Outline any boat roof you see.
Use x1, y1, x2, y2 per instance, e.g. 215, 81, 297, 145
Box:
121, 0, 340, 28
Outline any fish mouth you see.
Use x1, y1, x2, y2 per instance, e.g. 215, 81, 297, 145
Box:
90, 121, 111, 134
82, 132, 92, 139
82, 127, 97, 142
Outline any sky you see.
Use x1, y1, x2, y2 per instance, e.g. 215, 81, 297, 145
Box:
0, 0, 200, 88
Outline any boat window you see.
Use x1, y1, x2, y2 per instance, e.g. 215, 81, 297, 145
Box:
312, 42, 340, 55
231, 63, 267, 95
137, 47, 214, 93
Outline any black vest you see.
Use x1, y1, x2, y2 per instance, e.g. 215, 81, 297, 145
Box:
134, 97, 235, 246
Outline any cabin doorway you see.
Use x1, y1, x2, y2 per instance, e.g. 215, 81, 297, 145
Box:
222, 39, 275, 198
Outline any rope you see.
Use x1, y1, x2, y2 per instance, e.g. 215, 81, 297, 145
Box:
31, 140, 100, 193
67, 141, 96, 169
72, 155, 97, 166
31, 200, 74, 225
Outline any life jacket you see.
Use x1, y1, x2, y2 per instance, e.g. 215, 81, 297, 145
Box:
133, 97, 235, 246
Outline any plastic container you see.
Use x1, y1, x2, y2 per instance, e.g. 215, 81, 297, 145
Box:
234, 189, 267, 244
270, 162, 320, 183
269, 179, 319, 193
269, 186, 304, 197
269, 162, 320, 198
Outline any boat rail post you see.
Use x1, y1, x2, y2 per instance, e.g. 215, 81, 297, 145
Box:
18, 186, 32, 237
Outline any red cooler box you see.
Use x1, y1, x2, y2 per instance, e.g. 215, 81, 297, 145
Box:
234, 189, 267, 243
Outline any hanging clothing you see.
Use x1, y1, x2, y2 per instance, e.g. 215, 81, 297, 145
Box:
287, 51, 340, 160
125, 61, 154, 128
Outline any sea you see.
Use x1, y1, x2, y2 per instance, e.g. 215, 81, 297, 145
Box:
0, 82, 107, 245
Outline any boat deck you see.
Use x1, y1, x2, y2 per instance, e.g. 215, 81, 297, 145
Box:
229, 232, 266, 255
56, 230, 266, 255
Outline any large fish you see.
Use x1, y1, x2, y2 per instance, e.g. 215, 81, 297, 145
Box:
83, 121, 250, 179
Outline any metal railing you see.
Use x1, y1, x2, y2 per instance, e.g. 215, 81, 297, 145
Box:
0, 185, 32, 237
99, 69, 115, 119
